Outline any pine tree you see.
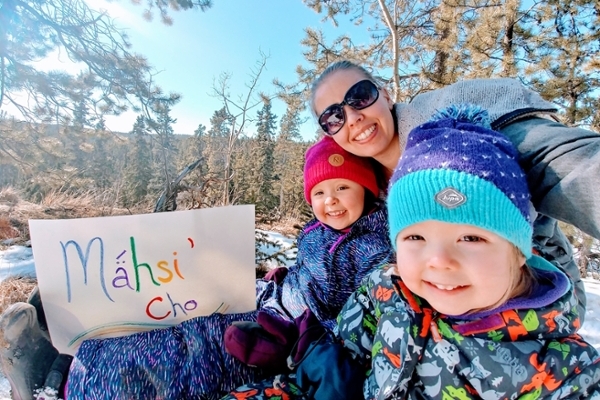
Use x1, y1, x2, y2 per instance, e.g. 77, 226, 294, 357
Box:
88, 118, 113, 190
147, 102, 178, 208
122, 116, 153, 207
274, 97, 308, 217
251, 97, 278, 213
522, 0, 600, 127
203, 107, 231, 206
178, 123, 207, 169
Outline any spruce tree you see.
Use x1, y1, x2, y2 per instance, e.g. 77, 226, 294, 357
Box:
203, 107, 231, 206
251, 98, 278, 213
122, 116, 153, 207
274, 97, 308, 217
147, 102, 178, 209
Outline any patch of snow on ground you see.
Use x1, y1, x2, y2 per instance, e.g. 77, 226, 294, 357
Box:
0, 246, 35, 281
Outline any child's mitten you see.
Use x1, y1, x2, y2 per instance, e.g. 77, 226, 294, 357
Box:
224, 311, 299, 371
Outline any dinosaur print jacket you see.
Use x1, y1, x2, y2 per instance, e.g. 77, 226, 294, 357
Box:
337, 257, 600, 399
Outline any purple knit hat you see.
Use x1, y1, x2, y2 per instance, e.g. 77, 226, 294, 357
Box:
304, 136, 379, 204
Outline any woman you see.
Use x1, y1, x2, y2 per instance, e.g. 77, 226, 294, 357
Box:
309, 60, 600, 318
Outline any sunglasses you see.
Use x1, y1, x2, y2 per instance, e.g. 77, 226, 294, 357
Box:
318, 79, 380, 136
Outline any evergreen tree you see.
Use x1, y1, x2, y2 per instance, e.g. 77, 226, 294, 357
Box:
178, 123, 207, 169
274, 96, 307, 216
250, 97, 277, 212
88, 118, 113, 190
122, 116, 152, 207
230, 138, 254, 205
203, 107, 231, 206
147, 102, 178, 206
522, 0, 600, 127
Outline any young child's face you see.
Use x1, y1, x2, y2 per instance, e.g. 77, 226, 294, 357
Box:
310, 178, 365, 230
395, 220, 526, 316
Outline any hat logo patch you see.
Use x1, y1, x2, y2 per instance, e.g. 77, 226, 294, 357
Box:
435, 187, 466, 209
328, 154, 344, 167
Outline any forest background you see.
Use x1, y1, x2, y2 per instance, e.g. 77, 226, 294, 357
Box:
1, 0, 600, 277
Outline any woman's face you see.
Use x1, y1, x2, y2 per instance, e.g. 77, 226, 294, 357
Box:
313, 69, 397, 164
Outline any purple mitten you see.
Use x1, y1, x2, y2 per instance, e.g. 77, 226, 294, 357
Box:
264, 267, 288, 284
290, 309, 327, 365
224, 311, 299, 371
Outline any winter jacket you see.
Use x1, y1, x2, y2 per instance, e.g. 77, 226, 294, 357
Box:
67, 206, 394, 399
337, 259, 600, 400
257, 204, 394, 330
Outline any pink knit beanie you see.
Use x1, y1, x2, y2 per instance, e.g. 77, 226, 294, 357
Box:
304, 136, 379, 204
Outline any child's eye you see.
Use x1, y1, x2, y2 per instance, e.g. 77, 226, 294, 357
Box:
337, 185, 349, 191
405, 234, 424, 241
462, 235, 483, 242
312, 191, 323, 196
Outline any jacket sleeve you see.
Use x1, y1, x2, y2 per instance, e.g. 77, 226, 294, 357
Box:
499, 117, 600, 240
337, 271, 381, 362
533, 215, 586, 318
349, 231, 395, 290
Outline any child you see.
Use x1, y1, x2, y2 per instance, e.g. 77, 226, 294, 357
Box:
0, 136, 394, 399
335, 105, 600, 399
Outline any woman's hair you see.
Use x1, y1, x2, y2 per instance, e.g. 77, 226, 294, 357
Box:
470, 246, 537, 314
309, 60, 380, 117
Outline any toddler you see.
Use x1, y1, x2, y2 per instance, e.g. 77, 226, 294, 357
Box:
336, 105, 600, 399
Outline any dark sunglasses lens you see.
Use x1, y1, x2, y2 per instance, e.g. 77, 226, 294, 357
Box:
317, 80, 379, 136
319, 106, 345, 136
347, 80, 379, 109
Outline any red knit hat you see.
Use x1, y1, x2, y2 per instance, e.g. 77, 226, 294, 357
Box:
304, 136, 379, 204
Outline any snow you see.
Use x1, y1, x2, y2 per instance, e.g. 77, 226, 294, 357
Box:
0, 239, 599, 399
0, 246, 35, 282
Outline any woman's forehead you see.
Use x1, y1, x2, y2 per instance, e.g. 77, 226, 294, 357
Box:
313, 69, 366, 110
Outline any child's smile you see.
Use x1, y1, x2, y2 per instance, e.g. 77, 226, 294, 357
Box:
310, 178, 365, 231
395, 221, 525, 316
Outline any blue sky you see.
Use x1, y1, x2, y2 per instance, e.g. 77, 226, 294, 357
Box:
95, 0, 374, 140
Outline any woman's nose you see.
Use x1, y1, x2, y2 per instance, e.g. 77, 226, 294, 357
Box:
344, 105, 364, 127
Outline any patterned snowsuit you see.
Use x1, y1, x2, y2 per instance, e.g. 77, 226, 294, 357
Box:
66, 206, 393, 399
337, 258, 600, 399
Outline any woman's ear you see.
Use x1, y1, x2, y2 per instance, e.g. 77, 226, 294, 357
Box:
380, 87, 395, 110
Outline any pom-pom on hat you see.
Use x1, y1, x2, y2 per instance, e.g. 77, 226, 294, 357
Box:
304, 136, 379, 204
387, 104, 533, 257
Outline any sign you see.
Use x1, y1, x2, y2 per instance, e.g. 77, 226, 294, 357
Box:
29, 206, 256, 355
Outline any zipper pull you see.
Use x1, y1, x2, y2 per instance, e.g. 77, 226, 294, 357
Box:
430, 311, 443, 343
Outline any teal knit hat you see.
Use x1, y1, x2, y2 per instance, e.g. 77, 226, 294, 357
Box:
387, 104, 533, 257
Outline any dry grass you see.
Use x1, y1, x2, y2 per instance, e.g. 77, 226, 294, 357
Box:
0, 187, 20, 206
0, 277, 37, 315
0, 187, 143, 250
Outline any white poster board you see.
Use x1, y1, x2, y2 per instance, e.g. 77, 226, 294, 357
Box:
29, 206, 256, 355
